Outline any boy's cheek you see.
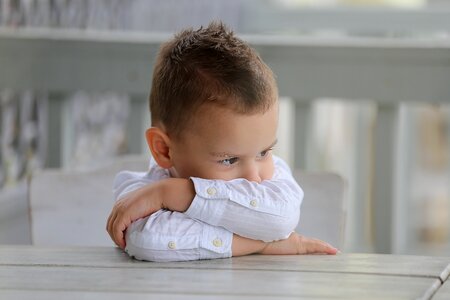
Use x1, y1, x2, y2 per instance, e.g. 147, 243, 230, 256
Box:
260, 156, 275, 181
172, 163, 233, 181
203, 169, 240, 181
173, 159, 275, 182
261, 157, 275, 181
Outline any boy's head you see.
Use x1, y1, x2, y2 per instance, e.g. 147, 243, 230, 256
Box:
146, 22, 279, 182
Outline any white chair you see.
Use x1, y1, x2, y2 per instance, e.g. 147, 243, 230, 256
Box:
0, 182, 31, 244
29, 156, 148, 246
29, 156, 347, 249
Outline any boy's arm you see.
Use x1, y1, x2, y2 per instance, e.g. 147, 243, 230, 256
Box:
124, 209, 233, 262
108, 168, 337, 258
233, 232, 337, 256
108, 156, 303, 246
123, 210, 336, 262
173, 156, 303, 242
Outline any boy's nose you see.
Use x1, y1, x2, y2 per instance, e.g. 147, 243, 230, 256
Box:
242, 164, 262, 183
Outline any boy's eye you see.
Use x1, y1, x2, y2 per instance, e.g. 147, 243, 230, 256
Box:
219, 157, 239, 166
257, 148, 273, 159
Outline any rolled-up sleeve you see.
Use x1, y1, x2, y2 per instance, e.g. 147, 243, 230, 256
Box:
185, 156, 303, 242
125, 210, 233, 262
112, 166, 233, 262
113, 170, 152, 201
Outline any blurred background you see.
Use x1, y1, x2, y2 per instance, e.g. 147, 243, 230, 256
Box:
1, 0, 450, 255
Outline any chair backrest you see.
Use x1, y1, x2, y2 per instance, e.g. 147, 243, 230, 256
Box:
30, 156, 346, 248
29, 155, 149, 246
0, 182, 31, 245
293, 171, 347, 250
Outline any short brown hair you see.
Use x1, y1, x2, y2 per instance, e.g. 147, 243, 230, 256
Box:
149, 21, 277, 138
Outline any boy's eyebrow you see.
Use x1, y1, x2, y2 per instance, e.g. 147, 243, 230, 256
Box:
210, 139, 278, 158
266, 139, 278, 150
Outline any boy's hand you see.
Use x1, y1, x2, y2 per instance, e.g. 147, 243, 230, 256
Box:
261, 232, 338, 255
107, 178, 195, 249
106, 182, 164, 249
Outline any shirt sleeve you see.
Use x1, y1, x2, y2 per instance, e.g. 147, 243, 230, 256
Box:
113, 170, 153, 201
125, 210, 233, 262
112, 169, 233, 262
184, 156, 302, 242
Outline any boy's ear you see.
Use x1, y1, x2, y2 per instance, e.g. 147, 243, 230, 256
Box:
145, 127, 173, 169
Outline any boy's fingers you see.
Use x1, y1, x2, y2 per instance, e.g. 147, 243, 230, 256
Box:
106, 213, 111, 232
107, 212, 119, 247
107, 211, 124, 249
305, 238, 338, 255
107, 210, 118, 242
112, 214, 128, 249
106, 210, 115, 235
112, 216, 123, 248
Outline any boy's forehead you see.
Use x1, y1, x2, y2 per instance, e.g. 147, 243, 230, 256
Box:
191, 101, 277, 127
176, 86, 279, 135
179, 102, 279, 149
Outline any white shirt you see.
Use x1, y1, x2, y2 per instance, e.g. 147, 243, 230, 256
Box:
113, 155, 303, 262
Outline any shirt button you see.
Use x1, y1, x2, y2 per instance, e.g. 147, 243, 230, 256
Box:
207, 187, 217, 196
212, 238, 223, 247
250, 200, 258, 207
168, 241, 176, 249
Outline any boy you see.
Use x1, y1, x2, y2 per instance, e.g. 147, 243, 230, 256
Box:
107, 22, 338, 262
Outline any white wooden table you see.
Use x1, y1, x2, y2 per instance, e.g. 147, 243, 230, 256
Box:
434, 280, 450, 300
0, 246, 449, 299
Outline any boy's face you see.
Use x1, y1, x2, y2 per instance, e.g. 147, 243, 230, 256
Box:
168, 102, 278, 182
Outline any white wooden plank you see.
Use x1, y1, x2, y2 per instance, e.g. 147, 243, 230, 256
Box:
0, 246, 449, 279
0, 265, 440, 300
1, 28, 450, 103
0, 290, 294, 300
433, 279, 450, 300
0, 183, 31, 245
373, 104, 397, 253
226, 254, 450, 280
293, 101, 311, 170
275, 97, 295, 167
239, 6, 450, 33
441, 263, 450, 282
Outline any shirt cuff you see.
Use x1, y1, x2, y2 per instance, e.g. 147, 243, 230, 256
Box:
185, 177, 228, 225
198, 224, 233, 260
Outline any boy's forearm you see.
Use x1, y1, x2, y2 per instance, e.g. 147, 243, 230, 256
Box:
178, 176, 301, 242
231, 234, 267, 257
160, 178, 195, 212
156, 180, 282, 256
155, 178, 301, 247
232, 233, 339, 257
